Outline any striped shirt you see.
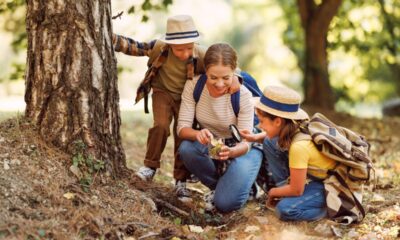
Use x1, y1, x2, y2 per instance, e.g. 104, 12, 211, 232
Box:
177, 75, 254, 138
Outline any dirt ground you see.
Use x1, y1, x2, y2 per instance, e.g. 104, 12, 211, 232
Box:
0, 109, 400, 239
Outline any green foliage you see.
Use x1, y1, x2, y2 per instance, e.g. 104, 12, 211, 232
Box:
0, 0, 26, 83
71, 140, 105, 192
278, 0, 400, 104
126, 0, 173, 22
0, 0, 24, 13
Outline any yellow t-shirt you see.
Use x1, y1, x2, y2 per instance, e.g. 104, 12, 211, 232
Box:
289, 140, 337, 179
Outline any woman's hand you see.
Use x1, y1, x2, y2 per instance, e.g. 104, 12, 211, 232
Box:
215, 145, 231, 161
196, 129, 213, 145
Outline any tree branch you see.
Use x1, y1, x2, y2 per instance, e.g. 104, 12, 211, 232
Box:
314, 0, 342, 34
112, 11, 123, 20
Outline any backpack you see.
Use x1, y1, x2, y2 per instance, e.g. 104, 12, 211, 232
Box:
193, 71, 263, 126
293, 112, 374, 224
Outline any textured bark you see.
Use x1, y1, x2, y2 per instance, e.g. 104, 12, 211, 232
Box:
297, 0, 341, 109
25, 0, 126, 176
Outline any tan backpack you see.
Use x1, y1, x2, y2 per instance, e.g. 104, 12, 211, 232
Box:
293, 113, 374, 224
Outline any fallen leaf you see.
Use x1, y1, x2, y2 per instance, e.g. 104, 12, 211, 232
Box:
254, 216, 269, 225
371, 193, 385, 203
3, 160, 10, 170
244, 225, 260, 233
69, 165, 82, 179
63, 192, 75, 199
188, 225, 203, 233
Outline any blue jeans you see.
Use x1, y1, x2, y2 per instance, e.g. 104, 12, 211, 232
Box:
263, 137, 327, 221
179, 140, 262, 213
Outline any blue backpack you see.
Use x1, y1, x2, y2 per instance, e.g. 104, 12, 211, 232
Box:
193, 71, 262, 126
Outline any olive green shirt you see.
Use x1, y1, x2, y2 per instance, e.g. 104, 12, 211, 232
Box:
151, 48, 188, 101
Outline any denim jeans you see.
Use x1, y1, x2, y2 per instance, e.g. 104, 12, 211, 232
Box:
263, 137, 327, 221
179, 140, 262, 213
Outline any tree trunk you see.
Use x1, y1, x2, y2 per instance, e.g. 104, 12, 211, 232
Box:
24, 0, 126, 177
297, 0, 341, 109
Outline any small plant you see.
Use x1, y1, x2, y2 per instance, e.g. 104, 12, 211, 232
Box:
71, 140, 105, 192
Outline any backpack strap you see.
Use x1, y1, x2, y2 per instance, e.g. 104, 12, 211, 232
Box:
193, 74, 208, 103
230, 91, 240, 117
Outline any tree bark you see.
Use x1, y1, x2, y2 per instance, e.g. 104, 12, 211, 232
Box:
297, 0, 341, 109
25, 0, 126, 177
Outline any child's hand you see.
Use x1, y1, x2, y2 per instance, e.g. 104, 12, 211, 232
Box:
266, 196, 279, 211
240, 129, 257, 142
196, 129, 213, 145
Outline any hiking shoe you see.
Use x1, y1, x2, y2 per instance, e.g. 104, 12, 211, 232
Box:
135, 166, 156, 181
175, 180, 192, 203
203, 190, 216, 211
248, 182, 264, 201
186, 174, 200, 183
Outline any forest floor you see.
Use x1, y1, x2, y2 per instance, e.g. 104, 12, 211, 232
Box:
0, 107, 400, 240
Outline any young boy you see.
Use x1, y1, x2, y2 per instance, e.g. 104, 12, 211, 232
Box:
112, 15, 206, 202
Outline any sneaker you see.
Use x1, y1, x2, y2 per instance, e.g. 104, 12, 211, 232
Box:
186, 174, 200, 183
203, 190, 216, 211
248, 182, 264, 201
175, 180, 192, 203
135, 166, 156, 181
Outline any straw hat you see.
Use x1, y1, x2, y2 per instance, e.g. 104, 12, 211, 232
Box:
160, 15, 200, 44
255, 86, 309, 120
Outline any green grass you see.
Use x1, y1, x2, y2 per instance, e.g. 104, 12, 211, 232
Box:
0, 111, 23, 122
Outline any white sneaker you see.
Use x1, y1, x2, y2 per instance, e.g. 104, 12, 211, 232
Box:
248, 182, 264, 201
203, 190, 216, 211
186, 174, 200, 183
135, 166, 156, 181
175, 180, 192, 203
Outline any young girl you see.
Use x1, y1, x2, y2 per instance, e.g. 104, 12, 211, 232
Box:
177, 43, 263, 212
241, 85, 337, 221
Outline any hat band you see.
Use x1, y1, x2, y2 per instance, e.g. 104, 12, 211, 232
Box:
260, 95, 299, 112
165, 30, 199, 40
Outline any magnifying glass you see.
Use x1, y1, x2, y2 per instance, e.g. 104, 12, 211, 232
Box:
229, 124, 242, 143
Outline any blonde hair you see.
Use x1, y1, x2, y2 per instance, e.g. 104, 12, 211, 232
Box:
204, 43, 237, 71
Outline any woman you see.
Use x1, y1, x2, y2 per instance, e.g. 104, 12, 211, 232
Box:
177, 43, 263, 213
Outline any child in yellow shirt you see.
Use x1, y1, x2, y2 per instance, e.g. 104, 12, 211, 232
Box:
241, 85, 336, 221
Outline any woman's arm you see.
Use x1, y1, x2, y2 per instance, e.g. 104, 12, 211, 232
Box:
217, 142, 250, 160
179, 128, 213, 145
268, 168, 307, 198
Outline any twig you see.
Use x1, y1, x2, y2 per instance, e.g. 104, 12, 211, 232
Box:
112, 11, 124, 20
368, 137, 391, 143
153, 199, 190, 217
138, 232, 160, 240
112, 221, 150, 228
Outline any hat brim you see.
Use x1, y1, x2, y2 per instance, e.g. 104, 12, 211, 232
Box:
159, 35, 200, 44
255, 98, 309, 120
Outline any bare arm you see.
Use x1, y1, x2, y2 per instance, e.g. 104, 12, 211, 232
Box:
240, 129, 266, 143
268, 168, 307, 198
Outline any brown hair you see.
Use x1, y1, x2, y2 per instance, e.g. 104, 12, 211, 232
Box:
204, 43, 237, 70
256, 108, 303, 150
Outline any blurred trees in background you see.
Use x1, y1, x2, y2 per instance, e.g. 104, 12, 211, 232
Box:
280, 0, 399, 107
0, 0, 399, 112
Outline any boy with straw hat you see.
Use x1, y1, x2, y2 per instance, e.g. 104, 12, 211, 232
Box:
112, 15, 207, 202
